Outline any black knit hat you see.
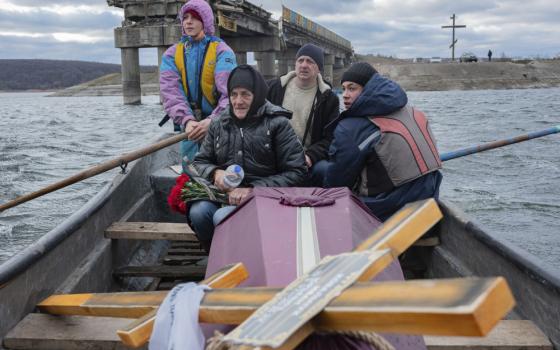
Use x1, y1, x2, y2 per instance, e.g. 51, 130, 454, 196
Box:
296, 43, 324, 72
228, 65, 254, 92
341, 62, 378, 86
227, 64, 268, 118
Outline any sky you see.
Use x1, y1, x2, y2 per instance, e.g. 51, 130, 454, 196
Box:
1, 0, 559, 65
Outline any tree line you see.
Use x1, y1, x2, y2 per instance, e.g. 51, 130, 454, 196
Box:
0, 59, 156, 91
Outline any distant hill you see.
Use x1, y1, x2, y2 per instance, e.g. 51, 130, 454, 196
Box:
0, 59, 156, 91
356, 56, 560, 91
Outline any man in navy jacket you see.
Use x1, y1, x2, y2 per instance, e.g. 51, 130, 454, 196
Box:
325, 62, 443, 221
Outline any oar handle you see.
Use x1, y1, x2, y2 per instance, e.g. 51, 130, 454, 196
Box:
0, 133, 188, 213
441, 125, 560, 162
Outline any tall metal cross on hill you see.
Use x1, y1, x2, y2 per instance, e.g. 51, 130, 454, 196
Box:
441, 14, 466, 61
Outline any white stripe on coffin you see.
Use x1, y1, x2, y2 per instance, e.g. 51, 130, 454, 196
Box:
297, 207, 321, 277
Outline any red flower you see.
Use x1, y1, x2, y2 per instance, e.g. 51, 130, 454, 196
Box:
167, 173, 228, 215
167, 174, 191, 215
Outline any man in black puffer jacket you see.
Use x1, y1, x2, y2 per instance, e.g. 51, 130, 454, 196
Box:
267, 44, 340, 186
190, 64, 307, 250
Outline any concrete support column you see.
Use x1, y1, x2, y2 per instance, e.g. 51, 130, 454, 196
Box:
275, 48, 298, 76
157, 46, 168, 104
334, 57, 345, 69
121, 47, 141, 105
285, 48, 299, 73
255, 51, 276, 80
235, 52, 247, 65
277, 54, 290, 76
323, 54, 335, 84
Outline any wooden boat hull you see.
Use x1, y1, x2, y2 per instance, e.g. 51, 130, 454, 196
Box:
425, 201, 560, 348
0, 134, 181, 340
0, 137, 558, 349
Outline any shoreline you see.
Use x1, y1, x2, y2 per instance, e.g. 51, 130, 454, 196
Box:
4, 60, 560, 96
4, 82, 560, 97
0, 89, 59, 93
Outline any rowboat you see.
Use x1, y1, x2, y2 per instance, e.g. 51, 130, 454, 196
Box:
0, 134, 557, 349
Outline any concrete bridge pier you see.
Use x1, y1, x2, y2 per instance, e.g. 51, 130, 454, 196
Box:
157, 46, 169, 103
323, 54, 335, 83
235, 52, 247, 65
255, 51, 276, 80
157, 46, 168, 70
121, 47, 141, 105
277, 55, 290, 76
334, 56, 345, 69
279, 48, 299, 75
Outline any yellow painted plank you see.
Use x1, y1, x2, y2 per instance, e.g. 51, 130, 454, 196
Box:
356, 198, 443, 255
116, 309, 157, 349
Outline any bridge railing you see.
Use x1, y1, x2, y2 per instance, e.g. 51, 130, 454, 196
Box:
281, 6, 352, 51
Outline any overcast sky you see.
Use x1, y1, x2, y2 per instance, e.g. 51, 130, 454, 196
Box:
1, 0, 559, 65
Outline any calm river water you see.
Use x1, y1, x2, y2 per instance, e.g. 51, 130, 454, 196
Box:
0, 89, 559, 268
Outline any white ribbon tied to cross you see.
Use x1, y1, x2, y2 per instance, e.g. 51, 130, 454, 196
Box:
149, 282, 210, 350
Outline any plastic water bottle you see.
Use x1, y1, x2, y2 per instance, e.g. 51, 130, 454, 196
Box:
223, 164, 244, 189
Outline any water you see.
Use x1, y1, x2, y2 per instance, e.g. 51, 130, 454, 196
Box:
409, 88, 560, 267
0, 93, 164, 263
0, 89, 559, 268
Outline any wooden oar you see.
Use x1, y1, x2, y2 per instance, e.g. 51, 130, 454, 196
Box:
0, 133, 188, 213
441, 124, 560, 161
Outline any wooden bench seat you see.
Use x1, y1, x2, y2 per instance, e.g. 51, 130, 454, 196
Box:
105, 222, 196, 241
3, 314, 145, 350
112, 265, 206, 279
424, 320, 552, 350
4, 316, 550, 350
413, 236, 440, 247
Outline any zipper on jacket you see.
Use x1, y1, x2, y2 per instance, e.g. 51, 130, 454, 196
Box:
239, 127, 246, 169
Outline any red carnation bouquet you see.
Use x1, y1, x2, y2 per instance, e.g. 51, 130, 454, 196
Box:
167, 173, 229, 215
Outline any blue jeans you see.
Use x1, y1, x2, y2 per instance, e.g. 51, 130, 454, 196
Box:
188, 201, 236, 248
308, 160, 329, 187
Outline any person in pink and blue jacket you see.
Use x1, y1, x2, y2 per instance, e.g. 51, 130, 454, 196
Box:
160, 0, 236, 172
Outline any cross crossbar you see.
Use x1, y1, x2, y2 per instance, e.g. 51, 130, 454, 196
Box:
38, 277, 514, 337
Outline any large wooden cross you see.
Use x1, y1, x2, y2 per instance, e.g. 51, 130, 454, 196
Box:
37, 199, 515, 349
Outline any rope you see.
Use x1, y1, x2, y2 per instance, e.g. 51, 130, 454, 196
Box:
205, 330, 396, 350
206, 331, 230, 350
335, 330, 396, 350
